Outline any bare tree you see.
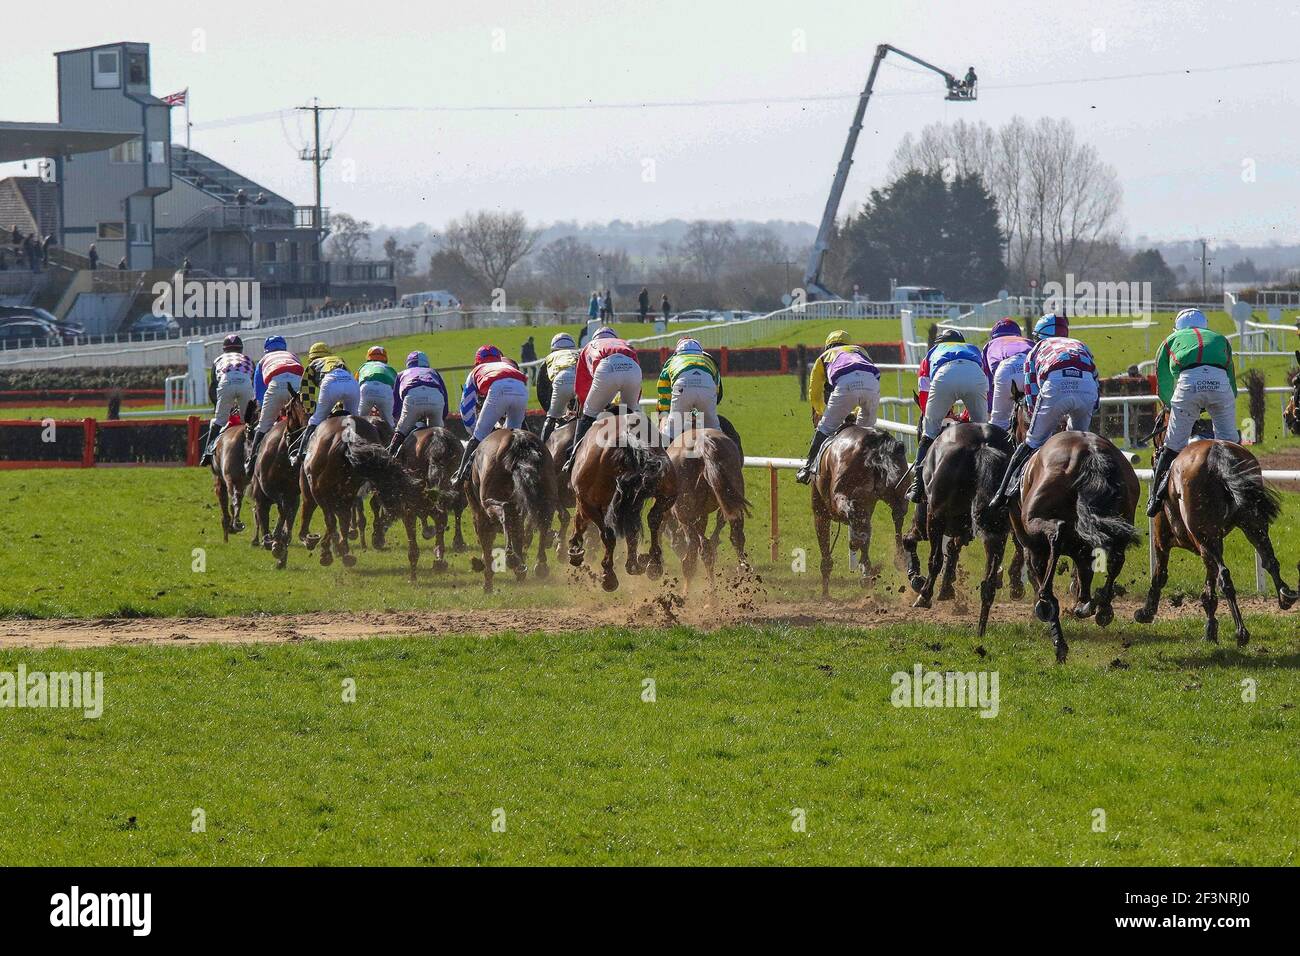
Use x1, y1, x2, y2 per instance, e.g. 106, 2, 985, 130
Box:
443, 210, 540, 290
681, 220, 737, 281
536, 236, 598, 291
325, 213, 372, 263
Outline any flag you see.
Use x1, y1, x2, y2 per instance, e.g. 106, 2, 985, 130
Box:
162, 89, 188, 107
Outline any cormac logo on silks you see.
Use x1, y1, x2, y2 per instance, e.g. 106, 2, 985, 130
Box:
152, 277, 260, 326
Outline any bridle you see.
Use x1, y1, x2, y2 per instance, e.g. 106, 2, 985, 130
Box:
1141, 405, 1170, 452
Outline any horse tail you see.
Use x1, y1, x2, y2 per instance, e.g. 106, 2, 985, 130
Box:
971, 441, 1012, 536
1073, 448, 1140, 555
342, 427, 428, 516
424, 430, 460, 508
605, 446, 666, 540
1207, 441, 1280, 526
502, 429, 553, 529
700, 431, 751, 522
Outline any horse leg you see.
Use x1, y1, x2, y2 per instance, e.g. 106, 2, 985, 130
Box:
453, 506, 468, 553
680, 516, 701, 591
431, 505, 450, 572
1093, 543, 1125, 629
228, 477, 246, 535
354, 497, 368, 551
1072, 551, 1097, 619
215, 478, 232, 543
937, 535, 961, 601
471, 506, 496, 593
298, 488, 320, 550
568, 509, 589, 566
643, 493, 672, 580
255, 494, 272, 550
729, 514, 748, 570
318, 505, 338, 566
1028, 521, 1066, 662
851, 518, 874, 585
1206, 538, 1248, 647
1198, 549, 1220, 645
403, 509, 419, 583
600, 524, 619, 592
903, 497, 926, 592
555, 506, 571, 557
1135, 522, 1170, 624
1239, 518, 1299, 610
913, 526, 945, 609
977, 532, 1007, 638
815, 508, 833, 598
336, 499, 356, 567
505, 507, 528, 581
1008, 538, 1026, 600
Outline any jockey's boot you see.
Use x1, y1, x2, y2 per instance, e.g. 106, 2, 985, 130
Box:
452, 437, 481, 486
795, 429, 830, 485
198, 420, 218, 467
561, 414, 597, 478
244, 429, 265, 473
987, 441, 1033, 511
907, 435, 935, 503
540, 416, 559, 443
1147, 446, 1177, 518
387, 431, 405, 457
289, 423, 316, 469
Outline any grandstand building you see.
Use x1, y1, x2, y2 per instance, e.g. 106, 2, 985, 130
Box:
0, 41, 394, 331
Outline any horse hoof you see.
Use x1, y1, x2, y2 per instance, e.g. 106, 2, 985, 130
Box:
342, 553, 357, 568
1072, 601, 1095, 619
431, 559, 449, 573
1279, 588, 1298, 611
1054, 643, 1069, 664
601, 574, 619, 593
937, 586, 955, 602
908, 574, 926, 594
1095, 605, 1113, 628
422, 528, 436, 541
515, 568, 527, 582
347, 529, 358, 541
1133, 607, 1155, 625
535, 564, 550, 581
1236, 629, 1250, 648
646, 559, 662, 581
231, 521, 245, 534
320, 552, 333, 567
506, 552, 523, 571
568, 550, 585, 568
1009, 582, 1025, 600
303, 534, 320, 551
911, 594, 931, 610
1034, 599, 1054, 623
452, 540, 467, 554
470, 557, 485, 572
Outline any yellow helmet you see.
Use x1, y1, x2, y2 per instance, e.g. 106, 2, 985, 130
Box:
366, 345, 388, 362
824, 329, 851, 348
307, 341, 330, 361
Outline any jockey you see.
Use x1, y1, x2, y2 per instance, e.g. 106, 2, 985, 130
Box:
561, 326, 642, 476
536, 331, 580, 442
290, 341, 358, 467
656, 338, 721, 443
451, 344, 529, 484
356, 345, 398, 428
983, 318, 1034, 432
387, 350, 450, 454
908, 329, 991, 502
1146, 308, 1239, 517
200, 334, 254, 467
987, 313, 1100, 510
246, 334, 303, 470
796, 330, 881, 485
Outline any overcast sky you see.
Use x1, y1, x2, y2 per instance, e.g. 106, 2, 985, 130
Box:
5, 0, 1299, 244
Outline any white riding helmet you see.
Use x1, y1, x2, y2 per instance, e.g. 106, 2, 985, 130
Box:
592, 326, 617, 340
1174, 308, 1208, 330
675, 338, 704, 355
550, 332, 576, 350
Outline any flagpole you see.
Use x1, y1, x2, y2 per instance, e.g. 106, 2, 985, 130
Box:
186, 89, 191, 150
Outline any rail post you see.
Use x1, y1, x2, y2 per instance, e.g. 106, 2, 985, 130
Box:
81, 417, 96, 468
769, 463, 779, 563
186, 415, 201, 467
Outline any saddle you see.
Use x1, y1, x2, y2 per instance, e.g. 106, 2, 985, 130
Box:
807, 414, 860, 478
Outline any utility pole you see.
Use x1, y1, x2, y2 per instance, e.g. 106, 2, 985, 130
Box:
1199, 238, 1210, 303
295, 99, 338, 259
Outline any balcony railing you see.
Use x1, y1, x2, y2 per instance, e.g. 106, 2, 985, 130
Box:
194, 259, 393, 286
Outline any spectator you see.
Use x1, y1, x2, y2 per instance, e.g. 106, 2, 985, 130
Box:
9, 225, 20, 246
661, 293, 672, 322
117, 256, 128, 271
181, 256, 192, 275
88, 243, 99, 270
0, 248, 7, 270
41, 235, 53, 267
588, 291, 600, 322
638, 287, 650, 323
236, 188, 248, 207
25, 234, 39, 273
602, 288, 613, 321
520, 335, 538, 384
964, 67, 977, 92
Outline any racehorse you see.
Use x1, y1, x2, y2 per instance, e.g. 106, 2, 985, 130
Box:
665, 428, 750, 589
351, 414, 393, 551
545, 413, 580, 556
1285, 353, 1300, 436
995, 430, 1140, 662
809, 424, 909, 597
464, 426, 558, 593
298, 412, 430, 576
395, 425, 464, 572
250, 389, 307, 569
903, 422, 1024, 636
567, 413, 677, 592
1135, 409, 1297, 644
211, 399, 258, 542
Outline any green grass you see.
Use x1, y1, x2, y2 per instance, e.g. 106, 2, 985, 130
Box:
1, 621, 1297, 865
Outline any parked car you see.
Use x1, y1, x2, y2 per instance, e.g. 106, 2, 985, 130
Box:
671, 309, 716, 325
400, 290, 461, 309
0, 306, 83, 343
127, 312, 181, 337
0, 318, 62, 347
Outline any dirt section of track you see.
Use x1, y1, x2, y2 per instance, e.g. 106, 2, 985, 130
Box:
2, 565, 1294, 650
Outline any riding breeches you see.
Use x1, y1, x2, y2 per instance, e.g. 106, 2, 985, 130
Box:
922, 360, 989, 438
989, 354, 1027, 431
582, 355, 642, 416
1024, 370, 1098, 449
662, 368, 721, 441
1166, 365, 1238, 451
473, 377, 528, 441
396, 386, 446, 434
213, 374, 254, 429
255, 374, 303, 435
546, 367, 577, 419
818, 369, 881, 435
359, 381, 396, 428
307, 371, 361, 427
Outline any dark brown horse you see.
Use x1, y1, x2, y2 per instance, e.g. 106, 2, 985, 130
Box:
665, 428, 750, 589
211, 400, 258, 542
810, 424, 909, 597
568, 413, 677, 592
250, 389, 307, 568
465, 427, 558, 592
298, 413, 430, 576
1135, 411, 1297, 644
999, 431, 1140, 662
1284, 352, 1300, 436
395, 425, 464, 572
350, 414, 394, 551
903, 422, 1024, 635
545, 413, 580, 556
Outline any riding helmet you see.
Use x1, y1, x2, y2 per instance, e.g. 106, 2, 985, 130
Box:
474, 344, 503, 365
675, 338, 704, 355
935, 328, 965, 344
222, 334, 243, 352
989, 318, 1022, 339
1032, 313, 1068, 340
824, 329, 851, 348
550, 332, 576, 351
591, 326, 618, 340
263, 335, 287, 353
1174, 308, 1208, 330
406, 350, 430, 368
307, 341, 330, 361
366, 345, 388, 363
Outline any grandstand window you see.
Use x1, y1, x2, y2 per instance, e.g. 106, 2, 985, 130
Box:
128, 53, 149, 85
97, 222, 126, 241
148, 141, 167, 165
92, 50, 120, 89
110, 139, 143, 164
127, 222, 152, 245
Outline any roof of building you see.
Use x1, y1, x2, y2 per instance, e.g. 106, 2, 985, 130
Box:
0, 122, 138, 163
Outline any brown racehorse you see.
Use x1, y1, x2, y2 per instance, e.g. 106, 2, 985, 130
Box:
903, 422, 1024, 635
666, 428, 750, 589
395, 425, 464, 572
810, 424, 909, 597
997, 431, 1140, 662
1135, 410, 1297, 644
464, 427, 558, 592
350, 414, 394, 551
568, 413, 677, 592
298, 413, 430, 576
211, 400, 258, 542
250, 390, 306, 569
1284, 353, 1300, 436
545, 414, 580, 556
